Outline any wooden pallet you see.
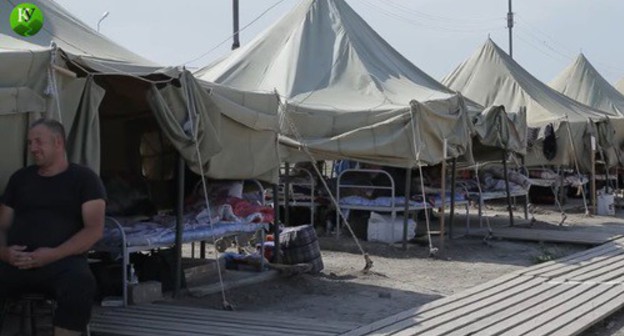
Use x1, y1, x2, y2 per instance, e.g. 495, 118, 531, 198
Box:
468, 227, 623, 245
343, 237, 624, 336
91, 304, 359, 336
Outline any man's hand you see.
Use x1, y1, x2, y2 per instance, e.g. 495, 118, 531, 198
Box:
15, 247, 60, 270
0, 245, 29, 266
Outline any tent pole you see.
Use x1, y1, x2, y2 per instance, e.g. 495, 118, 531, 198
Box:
591, 136, 597, 215
522, 156, 529, 220
272, 184, 281, 263
174, 155, 185, 298
439, 161, 447, 250
403, 168, 412, 250
502, 150, 514, 226
284, 163, 291, 227
449, 158, 457, 239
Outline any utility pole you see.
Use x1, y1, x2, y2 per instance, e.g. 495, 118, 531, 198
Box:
232, 0, 240, 50
507, 0, 514, 58
97, 11, 109, 32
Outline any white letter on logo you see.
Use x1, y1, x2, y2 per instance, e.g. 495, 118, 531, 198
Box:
18, 8, 35, 22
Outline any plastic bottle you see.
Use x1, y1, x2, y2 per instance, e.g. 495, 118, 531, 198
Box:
129, 264, 139, 285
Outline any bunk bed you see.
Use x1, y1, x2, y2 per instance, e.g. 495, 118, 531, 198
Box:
335, 168, 470, 242
92, 180, 271, 306
458, 164, 531, 227
265, 166, 321, 226
528, 168, 589, 205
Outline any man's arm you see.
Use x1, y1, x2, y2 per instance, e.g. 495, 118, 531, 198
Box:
24, 199, 105, 268
0, 204, 31, 266
56, 199, 106, 257
0, 204, 13, 247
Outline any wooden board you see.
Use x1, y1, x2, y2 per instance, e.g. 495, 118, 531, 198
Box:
188, 270, 279, 297
91, 304, 359, 336
468, 227, 623, 245
342, 236, 624, 336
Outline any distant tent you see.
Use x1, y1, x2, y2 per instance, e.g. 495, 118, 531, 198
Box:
550, 54, 624, 117
550, 53, 624, 164
442, 39, 613, 171
196, 0, 476, 167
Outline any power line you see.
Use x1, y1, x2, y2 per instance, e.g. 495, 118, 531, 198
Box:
359, 0, 505, 33
516, 29, 570, 61
183, 0, 286, 66
516, 28, 573, 61
516, 14, 624, 75
381, 0, 502, 24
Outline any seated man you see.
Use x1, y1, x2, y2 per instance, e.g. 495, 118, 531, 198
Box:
0, 118, 106, 336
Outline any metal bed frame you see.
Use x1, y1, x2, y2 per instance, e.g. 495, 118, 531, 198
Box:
335, 168, 471, 240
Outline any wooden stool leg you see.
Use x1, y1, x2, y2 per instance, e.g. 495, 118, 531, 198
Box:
29, 299, 37, 336
0, 299, 8, 334
19, 301, 28, 335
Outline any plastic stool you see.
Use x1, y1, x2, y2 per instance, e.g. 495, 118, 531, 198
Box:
0, 293, 55, 335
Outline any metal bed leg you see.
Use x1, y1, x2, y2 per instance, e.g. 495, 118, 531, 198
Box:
260, 230, 266, 271
335, 209, 340, 238
310, 176, 316, 227
465, 204, 470, 235
104, 217, 129, 307
478, 198, 484, 228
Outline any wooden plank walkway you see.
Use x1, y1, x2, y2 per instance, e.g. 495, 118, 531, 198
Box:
342, 237, 624, 336
91, 304, 359, 336
467, 227, 623, 245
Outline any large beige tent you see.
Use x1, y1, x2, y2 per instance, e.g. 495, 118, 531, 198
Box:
196, 0, 476, 168
550, 54, 624, 164
0, 0, 280, 191
550, 54, 624, 117
442, 39, 615, 171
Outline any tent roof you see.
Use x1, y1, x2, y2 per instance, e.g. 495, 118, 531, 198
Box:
442, 39, 613, 127
550, 54, 624, 117
196, 0, 476, 167
196, 0, 481, 112
0, 0, 159, 72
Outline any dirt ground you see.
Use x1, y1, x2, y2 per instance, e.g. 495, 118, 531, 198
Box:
177, 198, 624, 335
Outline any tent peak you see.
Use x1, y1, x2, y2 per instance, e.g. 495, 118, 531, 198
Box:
196, 0, 464, 109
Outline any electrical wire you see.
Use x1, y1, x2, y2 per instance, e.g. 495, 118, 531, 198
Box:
359, 0, 505, 34
183, 0, 287, 66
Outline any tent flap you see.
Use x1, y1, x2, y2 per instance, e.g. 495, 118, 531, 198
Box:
147, 72, 222, 176
473, 105, 527, 156
0, 87, 46, 115
66, 76, 105, 174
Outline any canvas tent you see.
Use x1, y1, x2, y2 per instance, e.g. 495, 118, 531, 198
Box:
550, 53, 624, 165
0, 0, 280, 189
442, 39, 616, 172
196, 0, 476, 168
550, 54, 624, 117
1, 0, 283, 303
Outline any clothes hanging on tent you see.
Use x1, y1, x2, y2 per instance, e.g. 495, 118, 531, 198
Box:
543, 124, 557, 161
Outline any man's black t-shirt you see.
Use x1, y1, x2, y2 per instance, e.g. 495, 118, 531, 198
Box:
3, 163, 106, 251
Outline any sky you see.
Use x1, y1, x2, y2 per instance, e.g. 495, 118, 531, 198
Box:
52, 0, 624, 84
